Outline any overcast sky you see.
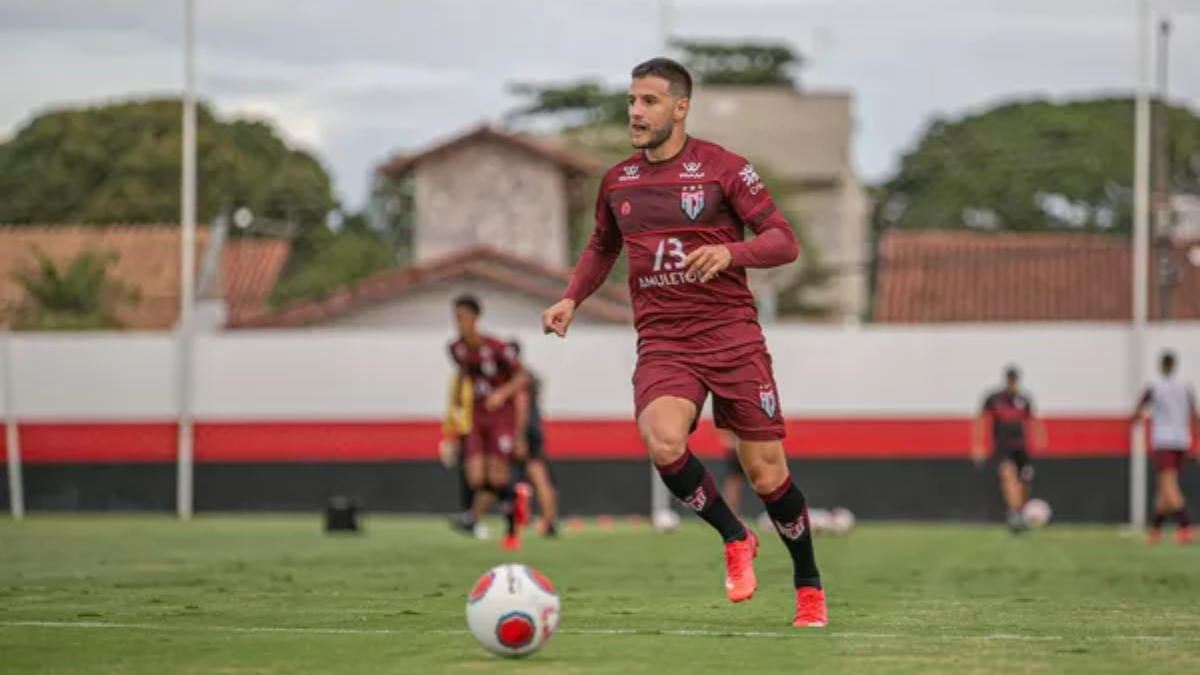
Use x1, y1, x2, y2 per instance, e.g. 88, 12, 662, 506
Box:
2, 0, 1199, 210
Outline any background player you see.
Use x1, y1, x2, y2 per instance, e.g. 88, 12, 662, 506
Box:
447, 294, 530, 550
540, 57, 826, 628
972, 365, 1047, 533
1132, 350, 1198, 544
509, 339, 560, 538
439, 371, 492, 539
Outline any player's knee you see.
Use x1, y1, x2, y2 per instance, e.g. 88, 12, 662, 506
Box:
642, 424, 688, 466
740, 444, 788, 494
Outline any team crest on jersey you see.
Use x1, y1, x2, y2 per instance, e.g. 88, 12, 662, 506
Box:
759, 385, 777, 419
680, 185, 705, 221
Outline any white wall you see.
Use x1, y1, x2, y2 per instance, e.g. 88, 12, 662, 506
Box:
1, 324, 1198, 420
321, 279, 611, 333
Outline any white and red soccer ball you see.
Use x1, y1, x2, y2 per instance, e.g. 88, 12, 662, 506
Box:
465, 563, 560, 658
1022, 498, 1052, 528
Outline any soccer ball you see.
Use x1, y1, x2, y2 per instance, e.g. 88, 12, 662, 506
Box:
1022, 498, 1052, 528
466, 563, 560, 658
808, 508, 832, 534
652, 509, 681, 533
828, 508, 856, 536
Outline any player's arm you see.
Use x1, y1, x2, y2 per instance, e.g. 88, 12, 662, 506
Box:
562, 179, 623, 308
1026, 397, 1047, 453
512, 384, 531, 459
972, 396, 992, 463
485, 343, 531, 411
1189, 385, 1199, 458
684, 155, 799, 281
1130, 387, 1152, 424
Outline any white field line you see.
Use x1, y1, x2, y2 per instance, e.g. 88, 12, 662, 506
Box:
2, 620, 1199, 643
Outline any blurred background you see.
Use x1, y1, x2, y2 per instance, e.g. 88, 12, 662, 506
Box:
0, 0, 1199, 524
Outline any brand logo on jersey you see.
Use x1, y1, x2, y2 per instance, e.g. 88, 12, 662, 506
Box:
618, 165, 640, 182
680, 185, 705, 221
620, 200, 632, 216
759, 385, 777, 419
680, 162, 704, 179
739, 163, 764, 195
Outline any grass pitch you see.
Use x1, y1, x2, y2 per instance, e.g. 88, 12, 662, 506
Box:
1, 514, 1198, 674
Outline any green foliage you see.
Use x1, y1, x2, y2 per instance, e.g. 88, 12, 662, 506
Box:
670, 39, 803, 88
874, 97, 1200, 233
8, 248, 140, 330
269, 227, 398, 307
503, 81, 628, 129
0, 98, 336, 235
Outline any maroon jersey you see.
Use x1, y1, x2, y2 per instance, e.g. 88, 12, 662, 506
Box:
448, 335, 521, 424
564, 137, 799, 356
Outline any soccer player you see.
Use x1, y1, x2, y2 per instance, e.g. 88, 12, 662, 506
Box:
972, 365, 1047, 533
540, 57, 827, 627
1131, 350, 1198, 544
508, 340, 561, 538
448, 294, 531, 550
440, 371, 492, 538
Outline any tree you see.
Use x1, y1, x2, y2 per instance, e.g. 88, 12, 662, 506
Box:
7, 248, 140, 330
670, 39, 803, 88
268, 227, 397, 307
873, 97, 1200, 233
0, 98, 336, 234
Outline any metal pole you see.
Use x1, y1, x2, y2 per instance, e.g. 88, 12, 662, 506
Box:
1129, 0, 1153, 532
2, 332, 23, 521
1154, 17, 1173, 320
176, 0, 197, 521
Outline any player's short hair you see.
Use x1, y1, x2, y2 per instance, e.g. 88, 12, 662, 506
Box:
631, 57, 692, 99
1004, 365, 1020, 381
1161, 350, 1177, 372
453, 294, 481, 316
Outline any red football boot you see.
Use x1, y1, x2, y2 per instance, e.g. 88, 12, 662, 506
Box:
723, 529, 758, 603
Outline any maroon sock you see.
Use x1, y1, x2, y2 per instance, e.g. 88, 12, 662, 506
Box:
1176, 510, 1190, 529
655, 450, 746, 543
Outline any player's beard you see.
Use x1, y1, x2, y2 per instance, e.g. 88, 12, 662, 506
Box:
632, 120, 672, 150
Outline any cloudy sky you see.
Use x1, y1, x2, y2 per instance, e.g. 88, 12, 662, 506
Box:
2, 0, 1199, 209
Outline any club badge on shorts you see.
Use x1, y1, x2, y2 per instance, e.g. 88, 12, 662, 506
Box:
759, 384, 777, 419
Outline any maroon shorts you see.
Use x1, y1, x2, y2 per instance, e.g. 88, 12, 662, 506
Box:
464, 416, 516, 460
632, 345, 786, 441
1151, 449, 1188, 473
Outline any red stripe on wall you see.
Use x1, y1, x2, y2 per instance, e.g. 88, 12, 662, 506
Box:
0, 417, 1135, 464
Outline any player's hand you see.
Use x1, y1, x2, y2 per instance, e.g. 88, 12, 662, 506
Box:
542, 299, 576, 338
513, 437, 529, 461
970, 444, 985, 467
683, 244, 732, 283
484, 391, 506, 412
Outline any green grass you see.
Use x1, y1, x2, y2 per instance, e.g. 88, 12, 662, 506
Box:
1, 515, 1198, 674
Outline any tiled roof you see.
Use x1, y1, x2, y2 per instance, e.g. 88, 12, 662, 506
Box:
229, 245, 632, 329
376, 123, 602, 179
0, 224, 289, 329
873, 228, 1200, 323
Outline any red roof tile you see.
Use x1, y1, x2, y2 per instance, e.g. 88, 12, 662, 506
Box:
376, 123, 602, 179
229, 245, 632, 329
873, 228, 1200, 323
0, 224, 289, 330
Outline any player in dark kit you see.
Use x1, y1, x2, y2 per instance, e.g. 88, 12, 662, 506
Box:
541, 57, 826, 627
448, 295, 531, 550
972, 365, 1047, 533
508, 340, 560, 538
